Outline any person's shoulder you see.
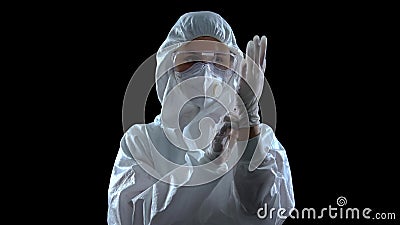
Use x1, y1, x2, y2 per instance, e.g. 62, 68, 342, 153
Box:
123, 122, 162, 140
125, 123, 147, 136
259, 123, 274, 136
120, 122, 162, 157
259, 123, 284, 150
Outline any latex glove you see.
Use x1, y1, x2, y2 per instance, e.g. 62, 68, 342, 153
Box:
236, 35, 267, 127
204, 115, 238, 164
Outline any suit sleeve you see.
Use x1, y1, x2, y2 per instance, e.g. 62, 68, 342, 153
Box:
233, 124, 295, 224
107, 130, 156, 225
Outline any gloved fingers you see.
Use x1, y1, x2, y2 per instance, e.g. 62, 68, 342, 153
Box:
259, 36, 267, 72
211, 122, 231, 154
217, 119, 231, 136
223, 114, 231, 123
245, 40, 255, 79
212, 138, 225, 153
214, 114, 239, 143
253, 35, 260, 66
249, 35, 266, 99
239, 57, 250, 100
248, 39, 265, 100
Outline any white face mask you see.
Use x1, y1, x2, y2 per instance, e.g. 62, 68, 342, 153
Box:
175, 62, 238, 107
160, 62, 240, 151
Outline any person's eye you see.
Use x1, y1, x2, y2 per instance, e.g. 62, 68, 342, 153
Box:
215, 57, 223, 62
215, 56, 230, 66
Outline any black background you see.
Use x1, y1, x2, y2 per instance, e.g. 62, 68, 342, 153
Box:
49, 2, 399, 225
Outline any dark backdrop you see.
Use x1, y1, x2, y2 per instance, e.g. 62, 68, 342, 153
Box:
64, 2, 399, 224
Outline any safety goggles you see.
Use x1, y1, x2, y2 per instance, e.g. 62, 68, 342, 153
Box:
172, 51, 238, 72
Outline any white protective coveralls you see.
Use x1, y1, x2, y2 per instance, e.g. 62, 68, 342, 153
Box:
108, 11, 295, 225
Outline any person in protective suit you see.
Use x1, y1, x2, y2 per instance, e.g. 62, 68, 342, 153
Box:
108, 11, 295, 225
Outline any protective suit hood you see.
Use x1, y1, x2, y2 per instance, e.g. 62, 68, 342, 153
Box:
155, 11, 242, 105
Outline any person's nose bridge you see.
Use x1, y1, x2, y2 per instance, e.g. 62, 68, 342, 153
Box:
202, 63, 214, 77
191, 61, 213, 77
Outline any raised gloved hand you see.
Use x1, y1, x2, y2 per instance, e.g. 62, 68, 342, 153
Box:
203, 115, 239, 163
236, 35, 267, 127
203, 35, 267, 164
